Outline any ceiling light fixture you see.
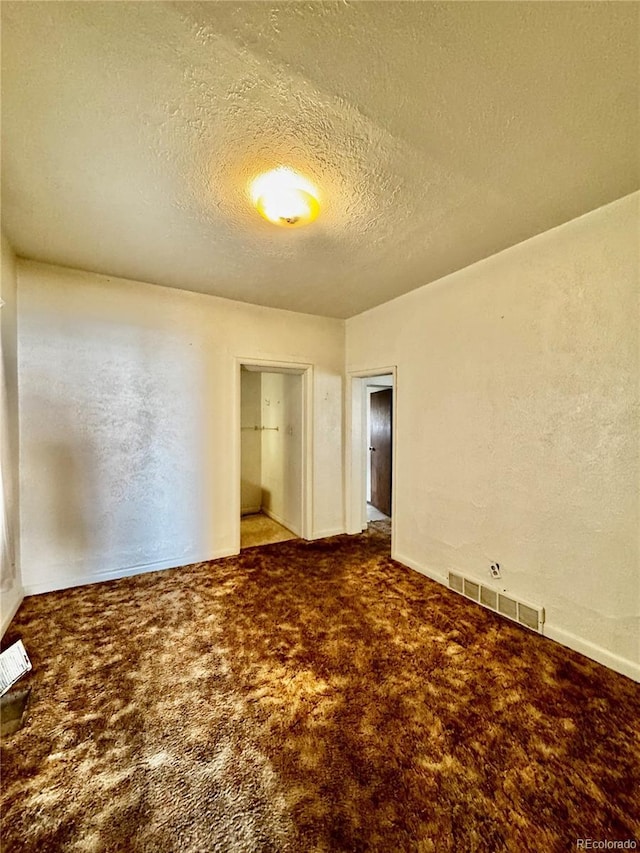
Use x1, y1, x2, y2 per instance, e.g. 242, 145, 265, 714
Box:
249, 167, 320, 228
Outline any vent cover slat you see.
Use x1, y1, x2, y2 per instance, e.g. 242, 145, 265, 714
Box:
498, 594, 518, 620
447, 572, 543, 633
518, 603, 540, 631
463, 579, 479, 601
480, 586, 497, 610
449, 572, 464, 594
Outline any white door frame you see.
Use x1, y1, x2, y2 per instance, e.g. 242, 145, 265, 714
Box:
345, 366, 397, 553
233, 357, 314, 552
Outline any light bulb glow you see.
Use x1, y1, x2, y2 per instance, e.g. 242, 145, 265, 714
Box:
250, 168, 320, 227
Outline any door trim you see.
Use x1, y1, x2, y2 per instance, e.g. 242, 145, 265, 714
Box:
233, 357, 314, 553
345, 366, 397, 556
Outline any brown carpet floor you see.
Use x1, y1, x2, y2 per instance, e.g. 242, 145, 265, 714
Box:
1, 526, 639, 852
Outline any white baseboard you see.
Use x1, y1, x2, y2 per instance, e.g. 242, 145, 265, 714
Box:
392, 552, 446, 585
310, 527, 345, 540
1, 584, 24, 636
392, 553, 639, 684
261, 507, 300, 537
241, 506, 261, 516
544, 623, 639, 683
22, 548, 237, 597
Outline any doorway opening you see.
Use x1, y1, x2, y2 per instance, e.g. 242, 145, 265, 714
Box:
346, 369, 396, 551
236, 361, 312, 551
367, 378, 393, 524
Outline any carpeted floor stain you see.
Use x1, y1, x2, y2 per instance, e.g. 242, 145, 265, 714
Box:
1, 526, 639, 852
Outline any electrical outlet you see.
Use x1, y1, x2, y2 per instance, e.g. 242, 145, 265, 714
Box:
490, 562, 501, 579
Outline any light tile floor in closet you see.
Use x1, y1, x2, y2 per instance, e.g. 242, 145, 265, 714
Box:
367, 503, 390, 522
240, 512, 298, 549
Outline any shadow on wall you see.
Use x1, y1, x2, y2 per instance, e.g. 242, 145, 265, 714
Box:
32, 441, 95, 557
0, 493, 17, 595
260, 373, 302, 534
1, 393, 17, 594
20, 315, 208, 583
0, 539, 16, 594
240, 479, 261, 514
23, 398, 99, 574
260, 487, 273, 512
241, 369, 262, 515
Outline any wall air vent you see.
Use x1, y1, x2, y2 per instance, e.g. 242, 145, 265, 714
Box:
447, 572, 545, 634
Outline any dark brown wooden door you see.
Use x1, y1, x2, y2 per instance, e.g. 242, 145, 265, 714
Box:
370, 388, 392, 516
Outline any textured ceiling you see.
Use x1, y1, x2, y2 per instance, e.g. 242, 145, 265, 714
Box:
1, 1, 638, 318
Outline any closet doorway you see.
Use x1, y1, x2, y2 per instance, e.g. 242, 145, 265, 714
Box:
368, 384, 393, 519
366, 375, 394, 526
236, 361, 312, 551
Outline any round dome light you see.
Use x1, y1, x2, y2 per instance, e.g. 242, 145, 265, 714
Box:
250, 168, 320, 228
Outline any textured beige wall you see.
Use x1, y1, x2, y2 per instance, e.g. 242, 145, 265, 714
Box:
0, 233, 23, 634
347, 193, 640, 679
18, 263, 344, 594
